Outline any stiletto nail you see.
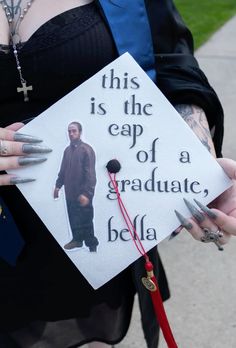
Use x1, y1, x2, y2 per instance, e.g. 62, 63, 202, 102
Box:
14, 133, 43, 143
18, 157, 47, 166
169, 231, 180, 240
194, 199, 217, 219
10, 177, 36, 184
22, 144, 52, 154
174, 210, 193, 230
183, 198, 205, 223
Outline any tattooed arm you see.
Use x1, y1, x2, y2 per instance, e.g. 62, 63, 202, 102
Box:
175, 104, 216, 157
174, 104, 236, 242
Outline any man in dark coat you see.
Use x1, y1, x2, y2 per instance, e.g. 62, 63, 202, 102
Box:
54, 122, 99, 252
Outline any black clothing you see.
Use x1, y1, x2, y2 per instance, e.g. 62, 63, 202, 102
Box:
66, 201, 98, 249
56, 140, 96, 201
0, 1, 223, 347
56, 139, 98, 249
0, 2, 117, 126
144, 0, 224, 156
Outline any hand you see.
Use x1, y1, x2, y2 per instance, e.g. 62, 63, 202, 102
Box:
208, 158, 236, 237
54, 188, 60, 199
78, 194, 90, 206
173, 158, 236, 249
0, 123, 52, 186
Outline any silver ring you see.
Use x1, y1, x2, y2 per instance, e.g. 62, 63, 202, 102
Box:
201, 227, 224, 251
0, 139, 8, 156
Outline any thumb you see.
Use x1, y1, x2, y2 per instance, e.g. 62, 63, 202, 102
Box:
217, 158, 236, 180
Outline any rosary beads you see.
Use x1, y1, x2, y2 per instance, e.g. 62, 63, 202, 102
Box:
0, 0, 35, 101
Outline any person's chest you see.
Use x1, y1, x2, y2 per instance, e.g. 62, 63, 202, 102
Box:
0, 0, 93, 45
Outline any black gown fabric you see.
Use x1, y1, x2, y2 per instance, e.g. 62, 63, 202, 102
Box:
0, 1, 224, 348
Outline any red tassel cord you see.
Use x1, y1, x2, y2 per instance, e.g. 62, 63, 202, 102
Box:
144, 261, 178, 348
107, 162, 178, 348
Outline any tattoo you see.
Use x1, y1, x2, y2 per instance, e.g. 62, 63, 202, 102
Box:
2, 0, 22, 17
1, 0, 25, 41
175, 104, 194, 119
0, 44, 10, 54
175, 104, 214, 155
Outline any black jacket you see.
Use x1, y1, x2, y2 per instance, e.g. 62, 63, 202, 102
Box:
56, 140, 96, 201
145, 0, 224, 156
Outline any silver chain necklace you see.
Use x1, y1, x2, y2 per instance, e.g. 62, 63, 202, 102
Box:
0, 0, 35, 102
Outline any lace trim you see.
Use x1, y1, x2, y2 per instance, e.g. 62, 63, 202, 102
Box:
0, 3, 99, 55
20, 3, 100, 54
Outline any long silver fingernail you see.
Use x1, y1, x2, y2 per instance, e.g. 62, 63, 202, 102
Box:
194, 199, 217, 219
14, 133, 43, 143
18, 157, 47, 166
22, 144, 52, 154
10, 177, 36, 184
175, 210, 193, 230
169, 230, 180, 240
183, 198, 205, 223
216, 242, 224, 251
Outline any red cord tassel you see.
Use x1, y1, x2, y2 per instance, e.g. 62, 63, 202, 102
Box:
142, 261, 178, 348
106, 166, 178, 347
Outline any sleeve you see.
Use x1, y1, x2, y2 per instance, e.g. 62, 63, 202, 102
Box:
81, 146, 96, 200
55, 151, 67, 189
145, 0, 224, 157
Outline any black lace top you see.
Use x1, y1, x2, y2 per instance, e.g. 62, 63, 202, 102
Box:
0, 2, 117, 125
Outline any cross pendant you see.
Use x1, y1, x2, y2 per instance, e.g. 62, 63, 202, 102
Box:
17, 81, 33, 102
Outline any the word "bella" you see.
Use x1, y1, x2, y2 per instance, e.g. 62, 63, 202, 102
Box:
107, 214, 157, 242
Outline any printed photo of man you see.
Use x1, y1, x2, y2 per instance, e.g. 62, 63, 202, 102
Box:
54, 122, 98, 252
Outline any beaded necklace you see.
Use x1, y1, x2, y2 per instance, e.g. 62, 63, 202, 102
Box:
0, 0, 35, 101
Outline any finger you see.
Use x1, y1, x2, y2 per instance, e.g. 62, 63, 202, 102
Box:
174, 209, 204, 241
0, 174, 14, 186
5, 122, 24, 131
181, 199, 229, 248
183, 198, 219, 231
174, 209, 229, 247
0, 127, 18, 141
209, 208, 236, 236
217, 231, 231, 245
0, 156, 47, 171
0, 156, 20, 170
0, 140, 52, 156
194, 199, 236, 236
0, 126, 43, 143
0, 174, 36, 186
0, 140, 28, 156
217, 158, 236, 180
